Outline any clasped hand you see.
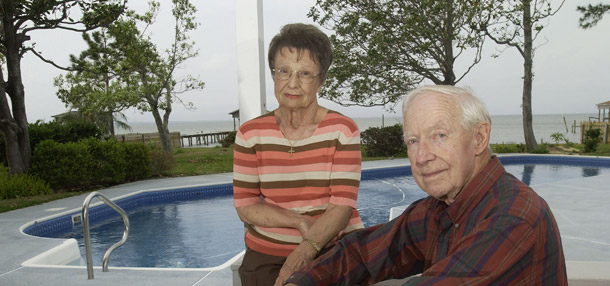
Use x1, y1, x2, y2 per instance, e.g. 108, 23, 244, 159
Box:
274, 214, 317, 286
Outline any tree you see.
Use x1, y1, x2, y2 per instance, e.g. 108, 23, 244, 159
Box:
54, 29, 134, 136
577, 3, 610, 29
475, 0, 565, 152
0, 0, 126, 174
55, 0, 204, 152
308, 0, 487, 108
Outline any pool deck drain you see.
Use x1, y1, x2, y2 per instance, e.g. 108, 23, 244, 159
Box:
1, 155, 609, 285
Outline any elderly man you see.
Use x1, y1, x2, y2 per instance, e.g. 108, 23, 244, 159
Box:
284, 85, 567, 285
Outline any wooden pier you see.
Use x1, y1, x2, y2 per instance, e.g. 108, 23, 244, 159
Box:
180, 131, 232, 147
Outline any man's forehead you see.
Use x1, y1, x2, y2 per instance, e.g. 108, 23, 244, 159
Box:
404, 96, 461, 132
404, 114, 456, 133
406, 93, 459, 117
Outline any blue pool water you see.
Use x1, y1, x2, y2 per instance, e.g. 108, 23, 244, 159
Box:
27, 156, 610, 269
71, 195, 241, 268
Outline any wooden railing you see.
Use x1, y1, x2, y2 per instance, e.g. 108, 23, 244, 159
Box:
115, 132, 182, 148
180, 131, 232, 147
115, 131, 233, 148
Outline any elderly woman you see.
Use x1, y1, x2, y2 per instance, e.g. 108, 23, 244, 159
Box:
232, 23, 364, 286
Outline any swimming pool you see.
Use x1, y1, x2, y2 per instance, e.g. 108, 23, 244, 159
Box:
22, 155, 610, 269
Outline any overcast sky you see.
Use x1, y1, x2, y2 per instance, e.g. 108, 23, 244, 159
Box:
19, 0, 610, 123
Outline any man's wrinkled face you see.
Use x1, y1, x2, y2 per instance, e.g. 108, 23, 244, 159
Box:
403, 92, 478, 205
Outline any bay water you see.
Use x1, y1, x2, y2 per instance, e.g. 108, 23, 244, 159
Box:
118, 113, 595, 145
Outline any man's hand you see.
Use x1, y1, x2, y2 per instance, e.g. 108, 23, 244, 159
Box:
274, 243, 316, 286
296, 214, 316, 237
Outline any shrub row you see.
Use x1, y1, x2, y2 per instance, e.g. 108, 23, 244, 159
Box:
29, 120, 103, 145
492, 143, 526, 154
583, 128, 602, 153
0, 165, 53, 200
220, 131, 237, 148
31, 139, 152, 190
361, 124, 407, 157
0, 120, 102, 166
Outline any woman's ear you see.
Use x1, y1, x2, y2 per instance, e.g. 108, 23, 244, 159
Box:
473, 122, 491, 155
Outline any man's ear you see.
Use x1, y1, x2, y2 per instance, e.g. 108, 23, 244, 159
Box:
473, 122, 491, 155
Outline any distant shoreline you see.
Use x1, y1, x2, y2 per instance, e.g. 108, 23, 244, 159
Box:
123, 112, 596, 124
117, 113, 596, 145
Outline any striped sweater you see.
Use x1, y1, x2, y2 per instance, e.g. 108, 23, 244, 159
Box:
233, 110, 364, 257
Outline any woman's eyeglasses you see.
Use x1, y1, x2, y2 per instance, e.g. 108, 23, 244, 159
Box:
272, 68, 319, 84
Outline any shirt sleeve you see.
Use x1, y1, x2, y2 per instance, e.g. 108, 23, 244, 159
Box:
328, 122, 362, 208
285, 204, 426, 285
232, 129, 261, 207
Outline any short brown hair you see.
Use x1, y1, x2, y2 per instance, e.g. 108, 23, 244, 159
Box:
268, 23, 332, 83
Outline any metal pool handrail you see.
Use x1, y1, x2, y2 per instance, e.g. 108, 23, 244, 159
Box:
82, 191, 130, 280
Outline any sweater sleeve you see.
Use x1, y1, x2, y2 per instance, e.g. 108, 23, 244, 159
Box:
329, 123, 361, 208
233, 128, 261, 207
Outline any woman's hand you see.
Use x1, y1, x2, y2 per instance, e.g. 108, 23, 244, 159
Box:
275, 205, 353, 285
274, 242, 317, 286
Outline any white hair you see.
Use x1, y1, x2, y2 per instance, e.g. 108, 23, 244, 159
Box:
401, 85, 492, 132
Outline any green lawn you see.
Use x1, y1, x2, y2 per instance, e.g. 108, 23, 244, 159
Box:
167, 146, 234, 176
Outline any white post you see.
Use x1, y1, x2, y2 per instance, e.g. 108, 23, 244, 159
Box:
235, 0, 267, 124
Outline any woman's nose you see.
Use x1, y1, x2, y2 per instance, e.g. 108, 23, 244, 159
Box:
287, 71, 300, 87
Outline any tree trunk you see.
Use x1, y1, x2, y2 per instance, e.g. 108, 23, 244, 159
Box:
0, 78, 28, 174
441, 0, 457, 85
522, 0, 538, 152
151, 107, 172, 153
1, 10, 32, 174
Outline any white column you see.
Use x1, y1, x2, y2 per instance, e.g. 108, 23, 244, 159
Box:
235, 0, 267, 124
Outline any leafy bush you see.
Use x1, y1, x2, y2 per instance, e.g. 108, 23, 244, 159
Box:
220, 131, 237, 148
550, 132, 566, 145
593, 143, 610, 156
530, 143, 550, 154
31, 139, 95, 190
30, 138, 152, 190
0, 120, 102, 166
84, 138, 127, 185
123, 143, 152, 181
149, 145, 175, 176
492, 144, 511, 153
0, 165, 53, 199
583, 128, 602, 153
361, 124, 406, 157
29, 120, 102, 145
491, 143, 526, 153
